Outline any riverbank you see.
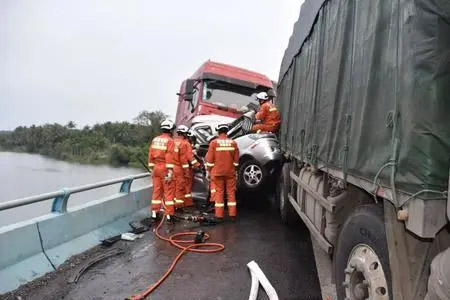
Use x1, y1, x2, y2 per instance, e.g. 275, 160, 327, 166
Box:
0, 144, 147, 169
0, 111, 169, 169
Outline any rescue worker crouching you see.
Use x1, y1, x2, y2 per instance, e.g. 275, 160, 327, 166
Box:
183, 130, 201, 207
185, 130, 198, 207
173, 125, 200, 211
205, 124, 240, 221
251, 91, 281, 134
148, 120, 176, 222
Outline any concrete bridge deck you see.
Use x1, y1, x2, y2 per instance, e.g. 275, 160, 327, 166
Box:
2, 203, 322, 300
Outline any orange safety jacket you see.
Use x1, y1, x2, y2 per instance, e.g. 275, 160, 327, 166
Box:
205, 133, 240, 177
173, 137, 189, 168
183, 139, 199, 169
148, 133, 175, 175
256, 102, 281, 127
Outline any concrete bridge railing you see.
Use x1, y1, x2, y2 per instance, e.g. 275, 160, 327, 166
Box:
0, 173, 152, 294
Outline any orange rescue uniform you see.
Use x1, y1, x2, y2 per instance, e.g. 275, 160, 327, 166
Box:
252, 101, 281, 133
173, 137, 189, 208
148, 133, 175, 216
183, 139, 200, 207
205, 133, 240, 218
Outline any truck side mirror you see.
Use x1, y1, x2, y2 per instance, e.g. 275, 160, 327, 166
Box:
184, 79, 195, 101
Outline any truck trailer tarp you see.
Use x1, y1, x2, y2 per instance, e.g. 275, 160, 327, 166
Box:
277, 0, 450, 204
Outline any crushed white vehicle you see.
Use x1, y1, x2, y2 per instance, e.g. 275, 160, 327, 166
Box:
189, 107, 283, 202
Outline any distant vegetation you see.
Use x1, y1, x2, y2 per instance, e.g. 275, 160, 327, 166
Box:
0, 110, 167, 168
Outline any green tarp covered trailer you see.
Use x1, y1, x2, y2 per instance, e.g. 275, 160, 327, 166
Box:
277, 0, 450, 206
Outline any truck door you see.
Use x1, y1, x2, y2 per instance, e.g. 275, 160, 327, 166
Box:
181, 81, 200, 126
176, 80, 199, 126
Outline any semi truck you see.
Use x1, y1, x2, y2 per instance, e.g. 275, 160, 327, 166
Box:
276, 1, 450, 300
175, 60, 273, 127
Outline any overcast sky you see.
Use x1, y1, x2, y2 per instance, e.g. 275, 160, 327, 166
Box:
0, 0, 303, 130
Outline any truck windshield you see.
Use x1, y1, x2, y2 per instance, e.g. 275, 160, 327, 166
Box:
202, 80, 258, 110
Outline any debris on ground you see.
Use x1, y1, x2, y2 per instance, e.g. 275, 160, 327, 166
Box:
121, 232, 143, 241
129, 220, 149, 234
101, 234, 121, 247
68, 248, 124, 284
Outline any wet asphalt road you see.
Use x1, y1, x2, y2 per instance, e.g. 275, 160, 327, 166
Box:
4, 196, 322, 300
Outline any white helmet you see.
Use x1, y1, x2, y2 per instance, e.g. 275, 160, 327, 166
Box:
176, 125, 189, 134
217, 123, 229, 132
256, 92, 269, 101
160, 119, 175, 131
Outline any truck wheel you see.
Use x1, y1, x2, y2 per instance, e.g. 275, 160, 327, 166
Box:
238, 159, 266, 192
278, 165, 296, 225
334, 204, 392, 300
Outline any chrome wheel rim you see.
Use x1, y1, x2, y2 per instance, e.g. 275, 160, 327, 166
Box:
343, 244, 389, 300
243, 164, 263, 187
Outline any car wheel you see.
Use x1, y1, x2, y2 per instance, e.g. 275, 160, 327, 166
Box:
238, 159, 266, 192
279, 164, 296, 225
334, 204, 392, 300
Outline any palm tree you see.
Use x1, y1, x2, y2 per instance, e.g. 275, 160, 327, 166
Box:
66, 121, 76, 129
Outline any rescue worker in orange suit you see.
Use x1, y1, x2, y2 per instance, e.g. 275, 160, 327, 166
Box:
205, 124, 240, 221
181, 129, 200, 207
251, 91, 281, 134
172, 125, 200, 210
186, 131, 197, 207
148, 120, 176, 222
205, 135, 218, 212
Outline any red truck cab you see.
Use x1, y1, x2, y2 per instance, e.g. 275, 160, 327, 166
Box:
176, 61, 273, 126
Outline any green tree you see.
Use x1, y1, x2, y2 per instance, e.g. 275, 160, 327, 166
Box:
66, 121, 76, 129
0, 110, 167, 167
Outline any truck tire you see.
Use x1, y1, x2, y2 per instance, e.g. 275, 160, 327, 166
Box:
334, 204, 392, 300
278, 165, 296, 225
238, 159, 266, 192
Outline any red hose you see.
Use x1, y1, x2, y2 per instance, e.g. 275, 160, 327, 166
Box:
127, 213, 225, 300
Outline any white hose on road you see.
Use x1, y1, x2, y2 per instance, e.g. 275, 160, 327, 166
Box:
248, 267, 259, 300
247, 260, 279, 300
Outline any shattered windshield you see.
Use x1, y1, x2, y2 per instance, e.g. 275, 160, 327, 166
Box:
202, 80, 258, 110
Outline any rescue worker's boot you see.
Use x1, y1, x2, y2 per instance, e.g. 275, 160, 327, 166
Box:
165, 214, 177, 224
151, 210, 163, 222
175, 205, 187, 213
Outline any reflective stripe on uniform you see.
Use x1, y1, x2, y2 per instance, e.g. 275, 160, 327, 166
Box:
233, 162, 239, 167
165, 201, 174, 205
215, 203, 225, 207
216, 147, 235, 151
152, 200, 162, 204
174, 199, 184, 204
152, 145, 167, 150
211, 189, 216, 193
166, 164, 174, 168
182, 164, 189, 168
206, 162, 215, 167
191, 159, 198, 164
174, 149, 179, 153
269, 108, 278, 112
148, 163, 155, 167
228, 202, 237, 206
154, 138, 168, 142
185, 194, 192, 198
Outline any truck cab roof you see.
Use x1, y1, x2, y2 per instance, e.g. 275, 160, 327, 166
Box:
191, 60, 273, 90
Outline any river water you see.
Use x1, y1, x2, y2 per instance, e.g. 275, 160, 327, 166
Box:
0, 152, 150, 227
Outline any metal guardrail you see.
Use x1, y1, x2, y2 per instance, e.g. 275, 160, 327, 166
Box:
0, 172, 151, 213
